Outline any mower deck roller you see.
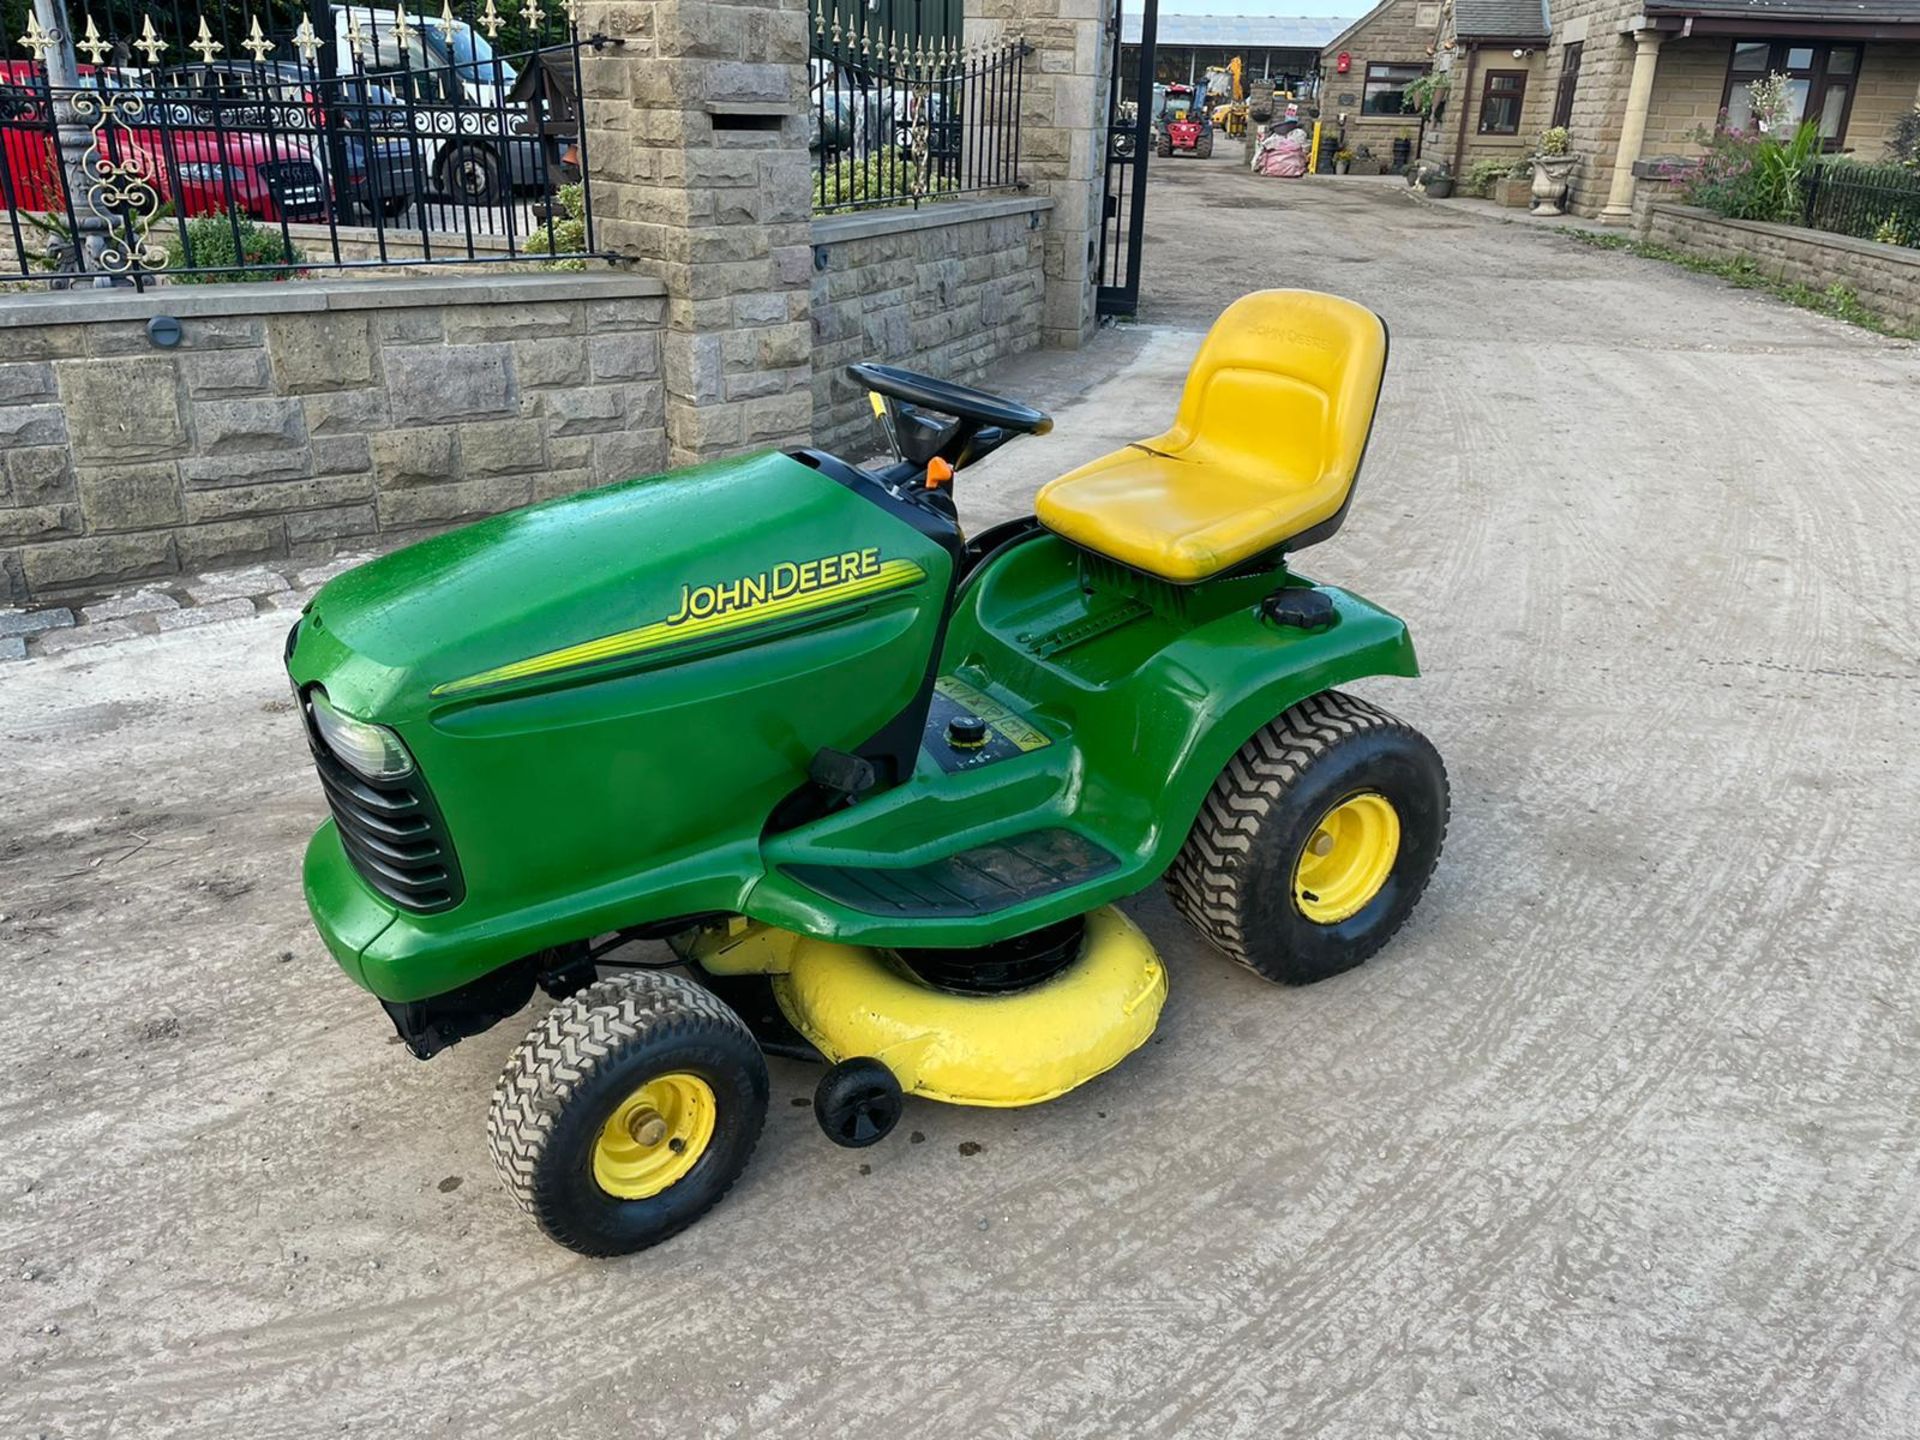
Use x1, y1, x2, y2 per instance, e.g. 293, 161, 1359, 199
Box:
290, 289, 1449, 1256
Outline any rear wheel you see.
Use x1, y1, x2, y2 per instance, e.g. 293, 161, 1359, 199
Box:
437, 142, 504, 205
1167, 689, 1448, 985
487, 970, 768, 1256
1156, 132, 1173, 158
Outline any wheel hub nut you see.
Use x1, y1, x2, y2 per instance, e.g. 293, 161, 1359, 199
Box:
627, 1108, 668, 1147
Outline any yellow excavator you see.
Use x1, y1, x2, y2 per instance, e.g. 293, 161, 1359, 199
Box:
1208, 57, 1248, 139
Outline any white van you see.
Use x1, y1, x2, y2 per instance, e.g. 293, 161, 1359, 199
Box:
328, 5, 572, 203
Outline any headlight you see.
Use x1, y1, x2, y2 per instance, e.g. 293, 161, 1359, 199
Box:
175, 162, 234, 184
309, 689, 414, 781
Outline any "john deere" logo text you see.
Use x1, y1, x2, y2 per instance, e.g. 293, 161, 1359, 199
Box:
666, 547, 884, 626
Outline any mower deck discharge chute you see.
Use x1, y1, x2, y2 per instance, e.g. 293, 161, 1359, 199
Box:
288, 289, 1449, 1256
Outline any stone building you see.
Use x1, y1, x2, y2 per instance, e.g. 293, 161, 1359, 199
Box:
1325, 0, 1920, 217
1317, 0, 1447, 165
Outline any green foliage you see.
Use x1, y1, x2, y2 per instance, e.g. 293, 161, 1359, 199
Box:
1560, 229, 1920, 339
813, 148, 954, 214
1459, 156, 1525, 197
1536, 126, 1570, 157
523, 182, 587, 270
1888, 106, 1920, 169
1686, 119, 1821, 223
1873, 211, 1915, 247
1402, 73, 1450, 119
163, 211, 306, 283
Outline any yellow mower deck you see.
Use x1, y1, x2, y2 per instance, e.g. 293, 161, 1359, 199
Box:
676, 907, 1167, 1108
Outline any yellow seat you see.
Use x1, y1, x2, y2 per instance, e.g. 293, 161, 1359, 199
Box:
1035, 289, 1388, 583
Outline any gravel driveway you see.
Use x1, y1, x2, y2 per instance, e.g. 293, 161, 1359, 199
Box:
5, 157, 1920, 1439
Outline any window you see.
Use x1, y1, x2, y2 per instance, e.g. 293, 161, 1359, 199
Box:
1479, 70, 1527, 134
1721, 40, 1860, 147
1551, 41, 1582, 129
1362, 62, 1429, 116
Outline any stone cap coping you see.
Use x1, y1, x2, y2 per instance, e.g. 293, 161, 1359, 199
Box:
1648, 202, 1920, 271
0, 269, 663, 327
812, 193, 1054, 246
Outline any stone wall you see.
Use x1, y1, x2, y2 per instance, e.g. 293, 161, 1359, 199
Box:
809, 196, 1051, 457
968, 1, 1108, 348
1320, 0, 1440, 161
0, 272, 665, 604
1642, 201, 1920, 327
1442, 50, 1552, 173
1540, 0, 1640, 217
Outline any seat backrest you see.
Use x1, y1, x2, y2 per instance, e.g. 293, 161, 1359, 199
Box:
1155, 289, 1388, 511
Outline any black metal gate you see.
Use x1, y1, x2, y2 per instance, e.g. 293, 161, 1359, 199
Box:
1095, 0, 1157, 317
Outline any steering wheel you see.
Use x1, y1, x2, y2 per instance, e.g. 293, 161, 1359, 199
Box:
847, 363, 1053, 437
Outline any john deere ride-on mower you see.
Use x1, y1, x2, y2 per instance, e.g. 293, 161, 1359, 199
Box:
288, 289, 1448, 1256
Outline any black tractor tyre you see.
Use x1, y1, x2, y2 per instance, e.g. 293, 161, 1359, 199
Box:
437, 142, 505, 205
1156, 132, 1173, 158
1195, 128, 1215, 159
1167, 689, 1448, 986
487, 970, 768, 1257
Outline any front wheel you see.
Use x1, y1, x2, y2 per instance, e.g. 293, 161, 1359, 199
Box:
1167, 689, 1448, 985
487, 970, 768, 1256
1195, 129, 1215, 159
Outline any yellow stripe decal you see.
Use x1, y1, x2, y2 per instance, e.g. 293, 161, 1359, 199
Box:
434, 558, 928, 697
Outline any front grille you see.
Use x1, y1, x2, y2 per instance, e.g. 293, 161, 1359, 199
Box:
303, 708, 465, 914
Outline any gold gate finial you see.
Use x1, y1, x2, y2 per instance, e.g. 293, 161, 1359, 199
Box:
393, 4, 418, 51
525, 0, 546, 32
19, 13, 57, 62
243, 17, 274, 63
134, 14, 166, 63
78, 16, 113, 65
292, 16, 320, 63
344, 11, 369, 63
190, 16, 222, 63
480, 0, 503, 39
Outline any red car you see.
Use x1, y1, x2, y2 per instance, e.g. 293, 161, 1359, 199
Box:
1, 62, 328, 226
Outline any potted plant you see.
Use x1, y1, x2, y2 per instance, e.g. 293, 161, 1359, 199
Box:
1492, 159, 1533, 207
1334, 147, 1354, 175
1529, 125, 1577, 215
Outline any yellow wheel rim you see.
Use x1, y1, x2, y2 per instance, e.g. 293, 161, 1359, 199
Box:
1294, 793, 1401, 924
591, 1072, 717, 1201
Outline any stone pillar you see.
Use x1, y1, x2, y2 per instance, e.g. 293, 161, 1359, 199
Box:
577, 1, 815, 465
1600, 28, 1664, 227
967, 0, 1110, 349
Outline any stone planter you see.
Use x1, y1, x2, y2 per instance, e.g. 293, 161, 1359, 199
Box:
1529, 154, 1578, 216
1492, 174, 1532, 208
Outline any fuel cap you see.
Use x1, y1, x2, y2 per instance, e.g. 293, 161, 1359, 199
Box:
946, 713, 989, 749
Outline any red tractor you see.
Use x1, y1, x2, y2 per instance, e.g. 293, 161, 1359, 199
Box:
1154, 83, 1214, 159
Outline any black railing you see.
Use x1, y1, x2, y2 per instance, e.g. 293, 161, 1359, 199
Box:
1800, 162, 1920, 250
2, 1, 603, 288
808, 0, 1026, 213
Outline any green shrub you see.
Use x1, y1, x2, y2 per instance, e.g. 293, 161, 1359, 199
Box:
163, 211, 306, 283
1686, 120, 1820, 223
813, 148, 954, 213
1460, 156, 1523, 197
524, 182, 587, 271
1888, 105, 1920, 169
